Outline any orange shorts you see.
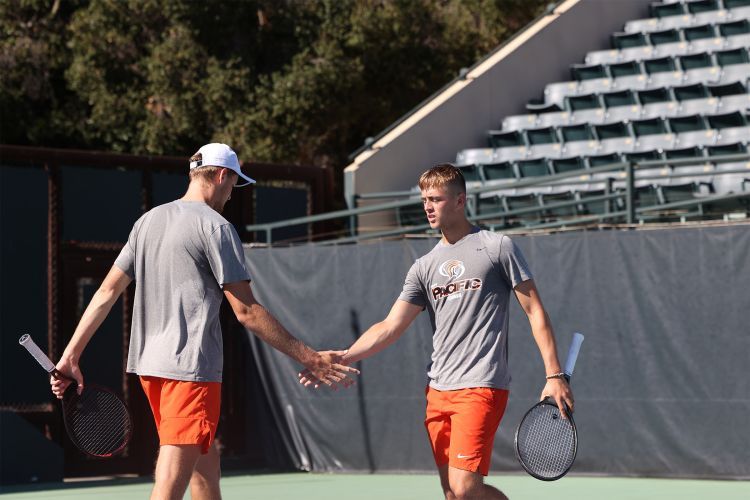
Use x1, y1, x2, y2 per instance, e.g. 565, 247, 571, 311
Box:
424, 386, 509, 476
140, 376, 221, 454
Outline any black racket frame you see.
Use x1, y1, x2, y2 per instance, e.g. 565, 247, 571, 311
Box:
60, 382, 134, 458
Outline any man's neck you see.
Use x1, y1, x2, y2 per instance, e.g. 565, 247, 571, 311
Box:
182, 183, 218, 211
440, 219, 475, 245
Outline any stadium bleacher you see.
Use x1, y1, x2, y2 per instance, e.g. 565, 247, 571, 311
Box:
447, 0, 750, 228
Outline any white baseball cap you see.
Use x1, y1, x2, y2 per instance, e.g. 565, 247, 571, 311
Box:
189, 143, 256, 187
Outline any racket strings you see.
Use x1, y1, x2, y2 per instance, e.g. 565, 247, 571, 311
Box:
64, 389, 132, 457
516, 404, 576, 479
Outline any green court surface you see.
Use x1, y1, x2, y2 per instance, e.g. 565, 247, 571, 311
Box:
1, 473, 748, 500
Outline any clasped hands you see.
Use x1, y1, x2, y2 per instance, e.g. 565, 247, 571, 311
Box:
299, 350, 358, 390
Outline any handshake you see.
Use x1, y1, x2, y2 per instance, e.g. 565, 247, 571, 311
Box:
298, 349, 359, 390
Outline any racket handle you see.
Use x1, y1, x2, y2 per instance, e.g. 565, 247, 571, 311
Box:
563, 332, 584, 378
19, 334, 67, 379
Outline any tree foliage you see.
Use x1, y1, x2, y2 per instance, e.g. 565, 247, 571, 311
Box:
1, 0, 549, 169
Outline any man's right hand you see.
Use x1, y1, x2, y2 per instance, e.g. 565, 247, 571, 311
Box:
300, 350, 359, 390
50, 356, 84, 399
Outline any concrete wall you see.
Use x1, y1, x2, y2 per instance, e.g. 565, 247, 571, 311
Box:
345, 0, 652, 229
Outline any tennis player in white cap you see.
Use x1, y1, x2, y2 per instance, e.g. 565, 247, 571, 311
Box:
51, 143, 358, 500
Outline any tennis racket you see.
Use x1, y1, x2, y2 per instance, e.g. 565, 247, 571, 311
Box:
514, 332, 584, 481
19, 334, 133, 458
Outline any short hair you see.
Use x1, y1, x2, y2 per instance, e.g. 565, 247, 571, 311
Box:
418, 163, 466, 195
188, 152, 223, 182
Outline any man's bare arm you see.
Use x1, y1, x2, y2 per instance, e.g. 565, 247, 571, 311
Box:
514, 279, 575, 415
223, 281, 358, 388
52, 266, 132, 398
297, 300, 423, 387
343, 300, 423, 363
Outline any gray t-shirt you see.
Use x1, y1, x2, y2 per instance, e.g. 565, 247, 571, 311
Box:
398, 228, 532, 391
114, 200, 251, 382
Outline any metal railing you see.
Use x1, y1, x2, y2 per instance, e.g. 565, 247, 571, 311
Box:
245, 153, 750, 245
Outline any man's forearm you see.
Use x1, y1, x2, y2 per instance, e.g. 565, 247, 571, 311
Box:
239, 304, 317, 366
528, 311, 563, 375
343, 321, 400, 364
62, 286, 122, 362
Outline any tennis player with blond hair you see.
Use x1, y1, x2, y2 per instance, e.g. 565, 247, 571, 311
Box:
301, 163, 573, 500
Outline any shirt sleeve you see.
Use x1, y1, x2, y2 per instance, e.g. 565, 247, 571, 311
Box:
397, 261, 428, 308
114, 222, 138, 280
205, 223, 252, 285
497, 235, 533, 288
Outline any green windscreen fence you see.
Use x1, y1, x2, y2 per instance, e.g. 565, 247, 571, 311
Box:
0, 166, 49, 405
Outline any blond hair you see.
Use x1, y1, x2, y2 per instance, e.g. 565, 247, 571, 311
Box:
418, 163, 466, 194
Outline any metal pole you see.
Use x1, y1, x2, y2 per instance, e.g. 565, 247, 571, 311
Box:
626, 161, 635, 224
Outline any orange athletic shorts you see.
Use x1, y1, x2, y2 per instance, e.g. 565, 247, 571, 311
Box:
140, 376, 221, 454
424, 386, 509, 476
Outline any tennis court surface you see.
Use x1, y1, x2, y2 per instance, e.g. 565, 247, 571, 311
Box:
1, 473, 748, 499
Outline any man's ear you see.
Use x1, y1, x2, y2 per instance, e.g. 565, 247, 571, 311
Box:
456, 191, 467, 209
216, 167, 229, 184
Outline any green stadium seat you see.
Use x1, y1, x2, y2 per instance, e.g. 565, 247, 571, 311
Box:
683, 23, 718, 42
477, 194, 506, 217
633, 117, 676, 151
707, 80, 746, 97
718, 19, 750, 38
551, 156, 587, 174
724, 0, 750, 10
678, 53, 713, 72
482, 162, 518, 183
587, 152, 624, 189
577, 188, 617, 215
488, 131, 528, 161
715, 48, 750, 68
626, 150, 671, 186
649, 28, 683, 46
571, 64, 608, 81
541, 191, 579, 218
613, 32, 649, 49
525, 127, 562, 159
711, 112, 750, 144
659, 183, 704, 216
503, 193, 543, 225
397, 203, 426, 227
457, 164, 483, 183
687, 0, 721, 14
516, 158, 551, 179
652, 2, 687, 19
610, 60, 643, 78
664, 145, 714, 186
632, 184, 663, 208
711, 159, 750, 195
596, 122, 636, 153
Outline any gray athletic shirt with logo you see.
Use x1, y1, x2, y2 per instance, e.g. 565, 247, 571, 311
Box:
398, 228, 532, 391
114, 200, 251, 383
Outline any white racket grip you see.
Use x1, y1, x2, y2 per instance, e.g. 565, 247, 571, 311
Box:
563, 332, 584, 377
19, 334, 57, 373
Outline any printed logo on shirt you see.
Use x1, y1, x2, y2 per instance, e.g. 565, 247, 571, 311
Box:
432, 259, 482, 302
438, 259, 465, 280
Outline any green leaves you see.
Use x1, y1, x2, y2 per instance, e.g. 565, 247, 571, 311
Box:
2, 0, 547, 169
